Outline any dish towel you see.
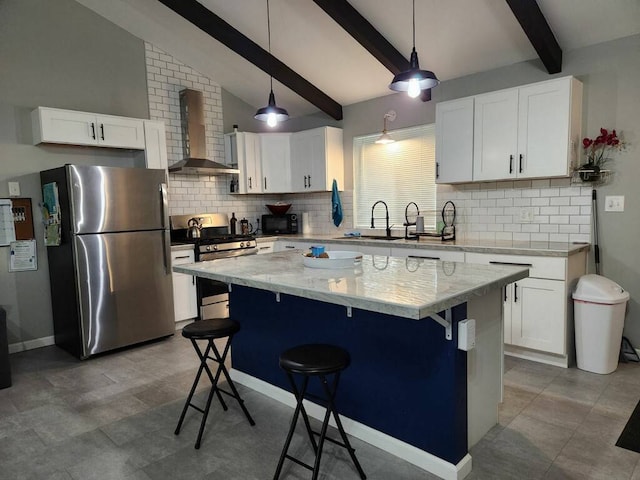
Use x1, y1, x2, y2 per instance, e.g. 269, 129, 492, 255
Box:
331, 179, 343, 227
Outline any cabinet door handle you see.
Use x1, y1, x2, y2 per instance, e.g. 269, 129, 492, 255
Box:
436, 162, 440, 178
408, 255, 440, 260
509, 155, 513, 174
248, 176, 252, 189
504, 286, 508, 302
519, 154, 523, 173
514, 283, 518, 303
489, 261, 533, 267
91, 122, 96, 140
308, 175, 311, 188
264, 177, 267, 190
192, 276, 195, 285
304, 175, 308, 188
100, 123, 105, 140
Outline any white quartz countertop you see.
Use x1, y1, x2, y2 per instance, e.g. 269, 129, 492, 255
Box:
173, 250, 529, 320
262, 234, 589, 257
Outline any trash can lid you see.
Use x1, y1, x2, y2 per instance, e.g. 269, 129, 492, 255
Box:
572, 274, 630, 304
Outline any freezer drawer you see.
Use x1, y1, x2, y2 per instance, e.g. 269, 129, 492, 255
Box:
73, 229, 174, 357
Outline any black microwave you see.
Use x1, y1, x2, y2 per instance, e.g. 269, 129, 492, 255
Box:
262, 214, 298, 234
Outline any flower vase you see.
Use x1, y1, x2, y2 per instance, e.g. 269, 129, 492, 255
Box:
578, 163, 600, 182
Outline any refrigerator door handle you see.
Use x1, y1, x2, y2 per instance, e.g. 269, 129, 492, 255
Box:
160, 183, 171, 275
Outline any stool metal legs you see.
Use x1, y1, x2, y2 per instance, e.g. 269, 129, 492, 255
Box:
274, 371, 366, 480
175, 335, 255, 449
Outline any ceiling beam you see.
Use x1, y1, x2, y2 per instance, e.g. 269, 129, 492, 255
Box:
505, 0, 562, 74
313, 0, 431, 102
157, 0, 343, 120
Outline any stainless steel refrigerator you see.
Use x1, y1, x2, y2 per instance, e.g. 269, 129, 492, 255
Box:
40, 165, 174, 359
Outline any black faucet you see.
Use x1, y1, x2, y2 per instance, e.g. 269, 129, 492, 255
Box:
371, 200, 391, 237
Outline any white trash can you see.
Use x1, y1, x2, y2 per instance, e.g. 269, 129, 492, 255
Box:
572, 274, 629, 374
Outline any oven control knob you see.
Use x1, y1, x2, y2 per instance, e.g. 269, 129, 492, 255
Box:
205, 245, 211, 251
240, 242, 245, 248
213, 245, 218, 251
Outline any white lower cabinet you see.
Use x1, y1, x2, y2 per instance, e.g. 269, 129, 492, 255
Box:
465, 251, 586, 365
171, 250, 198, 322
390, 247, 465, 262
503, 278, 565, 354
256, 241, 275, 254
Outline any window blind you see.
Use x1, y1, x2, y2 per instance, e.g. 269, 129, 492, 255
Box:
354, 124, 436, 230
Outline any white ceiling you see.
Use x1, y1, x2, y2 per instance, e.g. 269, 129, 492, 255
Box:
75, 0, 640, 119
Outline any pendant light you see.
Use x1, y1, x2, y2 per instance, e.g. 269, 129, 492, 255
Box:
375, 111, 396, 144
389, 0, 439, 98
255, 0, 289, 127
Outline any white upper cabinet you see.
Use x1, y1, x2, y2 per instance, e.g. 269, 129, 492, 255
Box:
435, 97, 474, 184
32, 107, 145, 150
260, 133, 291, 193
143, 120, 168, 171
225, 132, 263, 194
290, 127, 344, 192
473, 77, 582, 181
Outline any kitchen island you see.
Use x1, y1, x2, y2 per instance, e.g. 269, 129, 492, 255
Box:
174, 251, 528, 480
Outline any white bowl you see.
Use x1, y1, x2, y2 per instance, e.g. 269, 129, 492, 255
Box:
302, 251, 363, 269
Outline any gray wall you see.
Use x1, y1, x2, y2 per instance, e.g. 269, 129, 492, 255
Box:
343, 35, 640, 345
0, 0, 149, 346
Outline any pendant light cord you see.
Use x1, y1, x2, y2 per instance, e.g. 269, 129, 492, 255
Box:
267, 0, 273, 91
412, 0, 416, 50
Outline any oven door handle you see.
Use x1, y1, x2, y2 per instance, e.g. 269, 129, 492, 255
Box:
160, 183, 171, 275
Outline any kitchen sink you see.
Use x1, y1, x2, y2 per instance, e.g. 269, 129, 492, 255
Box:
333, 235, 404, 241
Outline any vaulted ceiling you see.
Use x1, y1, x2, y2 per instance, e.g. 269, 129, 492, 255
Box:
76, 0, 640, 120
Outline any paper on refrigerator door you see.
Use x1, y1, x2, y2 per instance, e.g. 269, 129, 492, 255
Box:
0, 199, 16, 246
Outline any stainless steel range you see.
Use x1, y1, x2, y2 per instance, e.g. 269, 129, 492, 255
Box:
170, 213, 256, 319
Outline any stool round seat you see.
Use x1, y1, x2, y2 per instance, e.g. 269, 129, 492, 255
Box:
280, 344, 350, 376
181, 318, 240, 340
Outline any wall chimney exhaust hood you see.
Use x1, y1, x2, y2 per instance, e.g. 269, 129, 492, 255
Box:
168, 89, 239, 175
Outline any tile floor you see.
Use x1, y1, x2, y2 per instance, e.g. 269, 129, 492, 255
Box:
0, 334, 638, 479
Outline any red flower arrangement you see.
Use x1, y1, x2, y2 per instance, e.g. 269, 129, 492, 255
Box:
582, 128, 626, 167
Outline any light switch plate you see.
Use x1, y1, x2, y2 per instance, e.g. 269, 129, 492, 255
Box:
605, 195, 624, 212
8, 181, 20, 197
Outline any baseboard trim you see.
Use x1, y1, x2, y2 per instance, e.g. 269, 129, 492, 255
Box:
231, 369, 472, 480
9, 335, 55, 354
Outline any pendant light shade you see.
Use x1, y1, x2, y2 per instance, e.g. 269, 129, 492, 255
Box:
255, 0, 288, 127
389, 0, 439, 98
254, 90, 289, 127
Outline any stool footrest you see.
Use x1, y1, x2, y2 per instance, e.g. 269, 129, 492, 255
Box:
285, 454, 314, 472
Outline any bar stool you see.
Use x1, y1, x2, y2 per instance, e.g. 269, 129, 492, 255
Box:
274, 343, 366, 480
174, 318, 255, 449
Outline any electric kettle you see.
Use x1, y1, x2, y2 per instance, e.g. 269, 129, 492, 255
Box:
187, 217, 202, 239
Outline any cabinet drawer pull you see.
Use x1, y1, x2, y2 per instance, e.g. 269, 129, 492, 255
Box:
514, 282, 518, 302
100, 123, 105, 140
259, 246, 271, 250
489, 261, 533, 267
509, 155, 513, 174
284, 245, 296, 249
91, 122, 96, 140
174, 255, 191, 260
519, 154, 523, 173
408, 255, 440, 260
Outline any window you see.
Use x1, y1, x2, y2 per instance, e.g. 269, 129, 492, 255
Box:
353, 124, 436, 230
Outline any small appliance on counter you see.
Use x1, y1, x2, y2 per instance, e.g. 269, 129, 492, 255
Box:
262, 213, 298, 234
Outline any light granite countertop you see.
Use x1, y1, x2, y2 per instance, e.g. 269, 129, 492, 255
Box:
173, 250, 528, 320
258, 234, 589, 257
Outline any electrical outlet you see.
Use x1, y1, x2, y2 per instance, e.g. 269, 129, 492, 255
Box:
519, 207, 533, 223
8, 181, 20, 196
605, 195, 624, 212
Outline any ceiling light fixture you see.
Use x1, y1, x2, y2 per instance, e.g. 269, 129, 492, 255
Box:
375, 110, 396, 144
389, 0, 439, 98
254, 0, 289, 127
